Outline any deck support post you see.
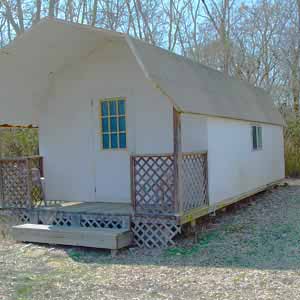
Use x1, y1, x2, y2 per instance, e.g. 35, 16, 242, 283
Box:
72, 214, 81, 227
25, 158, 33, 208
173, 108, 183, 215
111, 249, 119, 257
191, 219, 198, 243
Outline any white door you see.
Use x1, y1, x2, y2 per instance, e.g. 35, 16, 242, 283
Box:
93, 98, 131, 203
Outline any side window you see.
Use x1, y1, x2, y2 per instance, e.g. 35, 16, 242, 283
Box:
252, 125, 262, 151
99, 98, 127, 150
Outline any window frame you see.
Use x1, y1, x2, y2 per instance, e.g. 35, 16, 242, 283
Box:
251, 125, 263, 151
99, 97, 127, 151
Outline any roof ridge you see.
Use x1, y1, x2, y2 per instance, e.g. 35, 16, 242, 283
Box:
127, 37, 272, 98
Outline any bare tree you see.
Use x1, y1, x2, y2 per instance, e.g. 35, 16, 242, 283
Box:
0, 0, 299, 111
1, 0, 21, 35
34, 0, 42, 23
200, 0, 235, 75
48, 0, 55, 17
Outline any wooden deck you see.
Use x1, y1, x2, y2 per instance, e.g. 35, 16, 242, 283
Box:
40, 202, 133, 216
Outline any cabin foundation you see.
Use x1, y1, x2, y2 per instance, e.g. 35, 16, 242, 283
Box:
1, 155, 283, 249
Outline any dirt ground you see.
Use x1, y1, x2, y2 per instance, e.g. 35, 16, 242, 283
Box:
1, 184, 300, 300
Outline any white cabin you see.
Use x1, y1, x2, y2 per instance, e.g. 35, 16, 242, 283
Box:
0, 18, 285, 216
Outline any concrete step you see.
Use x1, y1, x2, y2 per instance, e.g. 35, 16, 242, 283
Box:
12, 224, 133, 252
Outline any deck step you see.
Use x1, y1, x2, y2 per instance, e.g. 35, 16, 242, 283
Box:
12, 224, 133, 250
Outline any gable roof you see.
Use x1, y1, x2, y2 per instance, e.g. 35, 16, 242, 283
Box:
128, 38, 284, 126
0, 18, 284, 126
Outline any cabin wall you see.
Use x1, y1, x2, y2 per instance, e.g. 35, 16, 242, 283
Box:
39, 38, 173, 203
181, 114, 208, 152
207, 118, 285, 205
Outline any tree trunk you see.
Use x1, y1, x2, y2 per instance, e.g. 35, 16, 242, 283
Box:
91, 0, 98, 26
2, 0, 21, 35
34, 0, 42, 23
49, 0, 55, 17
16, 0, 24, 33
293, 0, 300, 112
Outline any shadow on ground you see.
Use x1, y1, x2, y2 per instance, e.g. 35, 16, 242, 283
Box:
61, 186, 300, 271
2, 185, 300, 300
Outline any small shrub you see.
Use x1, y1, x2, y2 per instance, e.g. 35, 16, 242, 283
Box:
0, 128, 39, 158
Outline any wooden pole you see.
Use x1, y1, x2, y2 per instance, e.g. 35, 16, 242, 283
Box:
173, 107, 183, 214
0, 129, 3, 207
26, 158, 33, 208
39, 156, 44, 178
130, 156, 136, 211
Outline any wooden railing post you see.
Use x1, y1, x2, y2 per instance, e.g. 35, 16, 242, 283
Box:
26, 158, 33, 208
204, 152, 209, 205
173, 108, 183, 214
130, 155, 136, 210
38, 156, 44, 178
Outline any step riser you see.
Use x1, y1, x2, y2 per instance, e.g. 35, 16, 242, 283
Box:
12, 224, 133, 250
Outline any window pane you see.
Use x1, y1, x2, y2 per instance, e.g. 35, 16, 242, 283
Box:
119, 116, 126, 132
258, 127, 262, 149
109, 101, 117, 115
102, 134, 110, 149
252, 126, 257, 150
101, 102, 108, 116
118, 100, 126, 115
102, 118, 109, 133
110, 117, 117, 132
119, 133, 127, 148
111, 134, 118, 148
100, 98, 127, 150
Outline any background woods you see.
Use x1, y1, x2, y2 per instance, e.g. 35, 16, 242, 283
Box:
0, 0, 299, 109
0, 128, 38, 158
0, 0, 300, 175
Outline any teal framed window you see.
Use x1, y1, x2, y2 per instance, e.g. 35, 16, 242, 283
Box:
99, 98, 127, 150
252, 125, 262, 150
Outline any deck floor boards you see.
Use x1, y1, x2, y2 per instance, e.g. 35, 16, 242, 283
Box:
41, 202, 133, 215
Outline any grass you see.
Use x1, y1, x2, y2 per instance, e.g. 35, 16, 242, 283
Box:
1, 185, 300, 299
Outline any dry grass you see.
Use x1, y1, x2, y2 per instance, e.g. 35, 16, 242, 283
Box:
1, 185, 300, 300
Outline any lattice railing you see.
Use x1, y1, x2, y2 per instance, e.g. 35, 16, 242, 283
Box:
131, 154, 176, 215
13, 209, 131, 230
182, 152, 208, 211
131, 151, 208, 216
132, 216, 181, 248
0, 156, 44, 209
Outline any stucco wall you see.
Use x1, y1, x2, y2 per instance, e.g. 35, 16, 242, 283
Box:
181, 114, 208, 152
39, 38, 173, 203
207, 117, 285, 205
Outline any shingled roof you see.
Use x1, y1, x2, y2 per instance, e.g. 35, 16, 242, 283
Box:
0, 18, 284, 126
128, 37, 284, 126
